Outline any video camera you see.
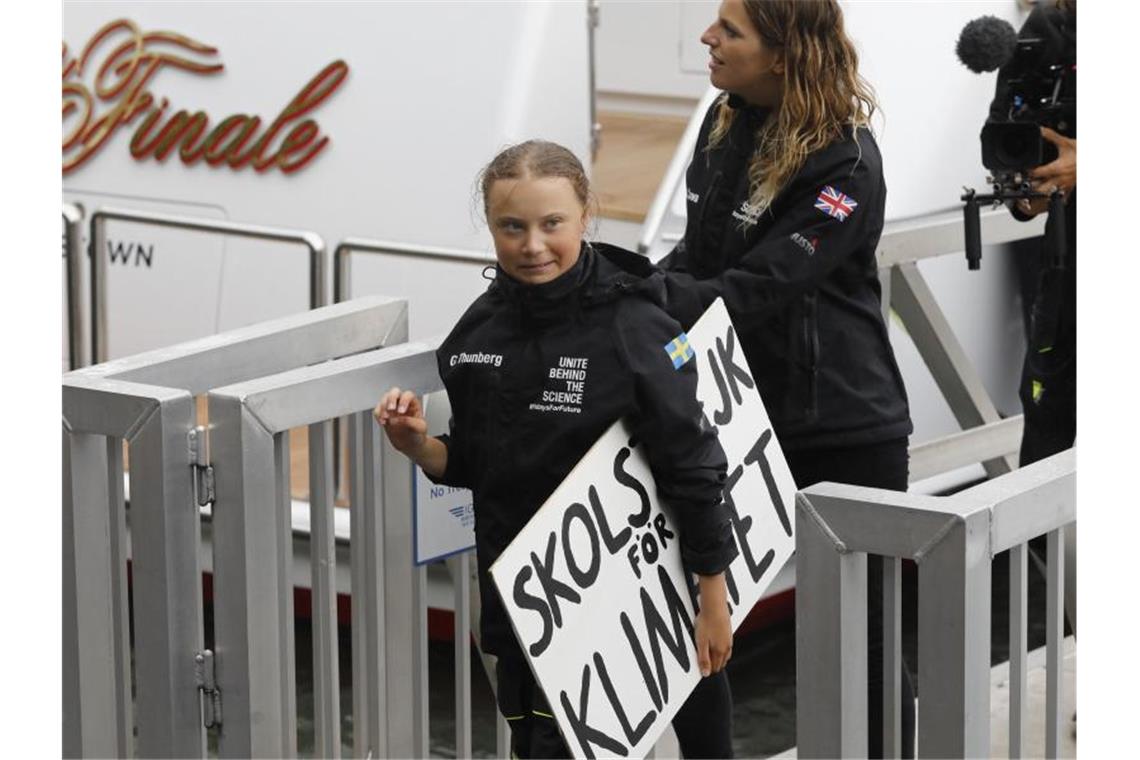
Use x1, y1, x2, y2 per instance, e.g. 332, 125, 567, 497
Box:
956, 14, 1075, 270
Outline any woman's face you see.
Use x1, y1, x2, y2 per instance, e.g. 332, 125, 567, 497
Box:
701, 0, 784, 106
487, 175, 588, 285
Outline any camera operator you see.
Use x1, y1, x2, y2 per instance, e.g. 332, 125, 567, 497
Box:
988, 0, 1076, 467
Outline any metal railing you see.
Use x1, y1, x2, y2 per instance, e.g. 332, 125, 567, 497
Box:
332, 237, 494, 304
64, 203, 86, 370
62, 296, 409, 758
88, 207, 328, 365
878, 207, 1045, 482
636, 84, 721, 257
795, 448, 1075, 758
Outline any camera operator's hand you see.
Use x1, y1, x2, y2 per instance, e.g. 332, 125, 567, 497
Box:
1018, 126, 1076, 217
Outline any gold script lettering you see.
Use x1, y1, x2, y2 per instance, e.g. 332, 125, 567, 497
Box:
63, 19, 348, 176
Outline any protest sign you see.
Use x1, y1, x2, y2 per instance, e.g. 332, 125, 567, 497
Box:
489, 298, 796, 759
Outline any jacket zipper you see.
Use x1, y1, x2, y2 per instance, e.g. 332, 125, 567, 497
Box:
803, 292, 820, 422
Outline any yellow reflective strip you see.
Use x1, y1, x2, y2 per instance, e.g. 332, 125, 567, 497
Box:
532, 710, 555, 719
503, 715, 525, 721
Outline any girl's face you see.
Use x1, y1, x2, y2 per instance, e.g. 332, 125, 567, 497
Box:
701, 0, 785, 107
486, 175, 588, 285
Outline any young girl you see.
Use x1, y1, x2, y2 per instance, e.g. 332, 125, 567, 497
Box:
662, 1, 914, 756
375, 140, 738, 758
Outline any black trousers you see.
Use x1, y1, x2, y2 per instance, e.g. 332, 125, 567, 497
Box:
785, 437, 916, 759
496, 653, 733, 759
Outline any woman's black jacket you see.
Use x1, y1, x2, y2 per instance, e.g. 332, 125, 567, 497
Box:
661, 95, 912, 453
431, 243, 737, 657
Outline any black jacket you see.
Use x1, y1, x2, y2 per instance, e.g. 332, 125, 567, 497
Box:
661, 95, 911, 452
432, 243, 737, 656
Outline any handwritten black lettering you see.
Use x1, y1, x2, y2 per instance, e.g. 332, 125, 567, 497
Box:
614, 445, 651, 529
561, 663, 629, 759
513, 566, 554, 658
562, 502, 601, 589
589, 484, 632, 555
594, 651, 656, 746
640, 532, 659, 565
641, 565, 695, 702
723, 464, 776, 584
531, 532, 581, 632
652, 513, 674, 551
626, 543, 642, 579
745, 429, 792, 537
620, 611, 663, 711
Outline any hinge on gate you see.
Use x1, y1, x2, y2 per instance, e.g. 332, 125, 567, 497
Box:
194, 649, 222, 728
188, 426, 215, 507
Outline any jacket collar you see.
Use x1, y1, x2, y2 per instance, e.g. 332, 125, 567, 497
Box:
726, 92, 772, 129
490, 242, 595, 325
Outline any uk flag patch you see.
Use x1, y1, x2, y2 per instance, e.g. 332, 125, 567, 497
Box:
814, 185, 858, 221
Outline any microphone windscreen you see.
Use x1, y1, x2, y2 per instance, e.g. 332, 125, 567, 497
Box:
956, 16, 1019, 73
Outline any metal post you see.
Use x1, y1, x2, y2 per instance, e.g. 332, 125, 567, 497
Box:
795, 495, 869, 759
90, 214, 108, 365
882, 556, 902, 759
62, 428, 123, 758
450, 553, 473, 760
128, 391, 206, 758
1045, 528, 1065, 758
1009, 543, 1028, 758
360, 412, 389, 756
381, 434, 428, 757
275, 433, 298, 757
107, 438, 135, 758
210, 393, 286, 758
348, 414, 370, 758
64, 204, 86, 370
916, 512, 991, 758
309, 420, 342, 758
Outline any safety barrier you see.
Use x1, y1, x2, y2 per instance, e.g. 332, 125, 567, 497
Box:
795, 448, 1075, 758
62, 296, 409, 758
332, 237, 494, 304
88, 207, 328, 365
63, 202, 85, 370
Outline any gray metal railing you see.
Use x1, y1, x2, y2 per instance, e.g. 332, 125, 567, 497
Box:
88, 207, 328, 365
332, 237, 494, 304
62, 296, 409, 758
64, 203, 86, 370
209, 337, 441, 757
795, 448, 1075, 758
636, 84, 721, 257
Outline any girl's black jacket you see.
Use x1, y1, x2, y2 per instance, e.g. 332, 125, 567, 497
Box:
430, 243, 737, 657
661, 95, 912, 452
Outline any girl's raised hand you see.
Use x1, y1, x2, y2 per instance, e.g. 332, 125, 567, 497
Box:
373, 387, 428, 455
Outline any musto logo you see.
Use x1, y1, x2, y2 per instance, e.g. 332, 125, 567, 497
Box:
62, 19, 349, 175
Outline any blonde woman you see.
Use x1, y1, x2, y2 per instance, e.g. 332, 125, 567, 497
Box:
662, 1, 914, 756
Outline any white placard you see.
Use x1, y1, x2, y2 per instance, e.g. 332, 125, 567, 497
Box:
490, 298, 796, 759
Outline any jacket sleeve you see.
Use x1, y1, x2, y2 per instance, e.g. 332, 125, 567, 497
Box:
672, 138, 885, 323
425, 351, 473, 489
615, 302, 738, 575
427, 431, 471, 489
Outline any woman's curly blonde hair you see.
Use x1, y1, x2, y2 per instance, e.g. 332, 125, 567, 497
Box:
707, 0, 878, 218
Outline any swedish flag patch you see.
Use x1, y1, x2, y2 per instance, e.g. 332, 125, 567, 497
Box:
664, 333, 694, 369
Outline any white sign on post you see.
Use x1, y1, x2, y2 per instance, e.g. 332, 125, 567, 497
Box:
489, 299, 797, 759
